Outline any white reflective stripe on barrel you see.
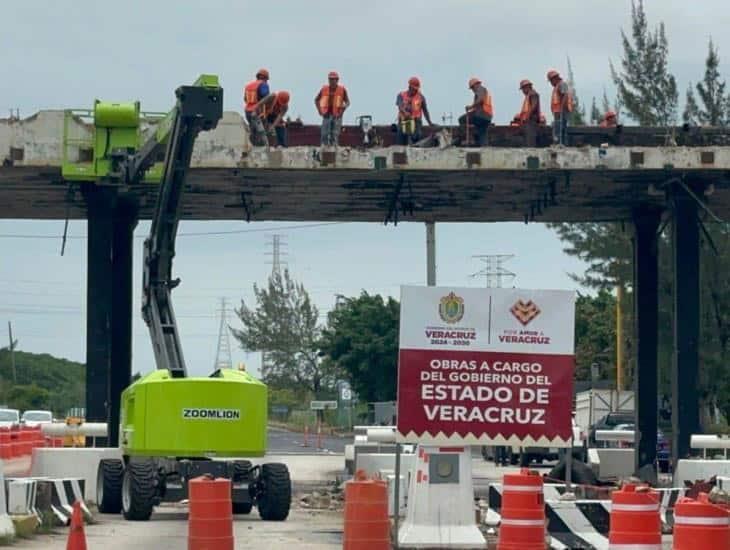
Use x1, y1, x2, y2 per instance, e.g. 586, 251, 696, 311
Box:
611, 503, 659, 512
674, 515, 730, 526
499, 518, 545, 526
503, 485, 543, 492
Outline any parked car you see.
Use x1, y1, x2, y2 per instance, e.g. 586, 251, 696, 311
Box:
600, 421, 671, 473
21, 410, 53, 428
588, 412, 635, 446
0, 408, 20, 429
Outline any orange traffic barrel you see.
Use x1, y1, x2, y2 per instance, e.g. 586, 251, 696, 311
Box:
9, 428, 19, 458
608, 483, 661, 549
497, 468, 546, 550
0, 429, 9, 459
188, 476, 234, 550
673, 492, 730, 549
342, 470, 389, 550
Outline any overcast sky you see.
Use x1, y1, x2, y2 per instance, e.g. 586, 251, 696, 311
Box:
1, 1, 729, 378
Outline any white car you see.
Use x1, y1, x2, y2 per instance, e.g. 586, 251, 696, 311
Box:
0, 408, 20, 428
21, 410, 53, 428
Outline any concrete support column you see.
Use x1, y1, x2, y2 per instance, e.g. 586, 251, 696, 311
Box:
672, 183, 701, 464
85, 187, 116, 431
632, 206, 661, 476
109, 201, 138, 447
426, 222, 436, 286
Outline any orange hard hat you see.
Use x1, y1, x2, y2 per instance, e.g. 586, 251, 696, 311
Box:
546, 69, 560, 81
277, 91, 290, 104
328, 71, 339, 79
606, 110, 617, 118
408, 76, 421, 88
468, 77, 482, 88
257, 68, 270, 79
519, 79, 532, 89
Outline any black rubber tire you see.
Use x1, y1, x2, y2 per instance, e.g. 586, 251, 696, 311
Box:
97, 459, 124, 514
233, 460, 253, 482
509, 453, 519, 465
122, 460, 156, 521
256, 463, 291, 521
233, 501, 253, 514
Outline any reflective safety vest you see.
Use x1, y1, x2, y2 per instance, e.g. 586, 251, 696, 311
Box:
480, 89, 494, 117
244, 80, 264, 112
261, 92, 287, 118
399, 91, 423, 119
318, 85, 347, 117
519, 91, 540, 122
551, 81, 574, 114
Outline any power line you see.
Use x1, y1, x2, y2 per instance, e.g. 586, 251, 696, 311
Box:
470, 254, 516, 288
213, 297, 233, 370
0, 222, 344, 240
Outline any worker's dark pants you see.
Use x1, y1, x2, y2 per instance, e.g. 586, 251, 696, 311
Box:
524, 120, 538, 147
397, 118, 423, 145
264, 115, 287, 147
459, 112, 491, 146
321, 115, 343, 146
553, 112, 568, 145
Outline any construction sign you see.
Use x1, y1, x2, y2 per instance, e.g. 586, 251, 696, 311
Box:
396, 286, 575, 446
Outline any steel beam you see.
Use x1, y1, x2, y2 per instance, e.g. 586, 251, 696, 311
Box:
632, 206, 661, 475
85, 186, 116, 435
671, 183, 702, 464
109, 200, 138, 446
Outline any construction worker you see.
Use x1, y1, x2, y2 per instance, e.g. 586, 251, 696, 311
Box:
254, 90, 290, 147
396, 77, 434, 145
244, 68, 271, 146
599, 110, 618, 128
547, 69, 574, 145
458, 77, 493, 146
315, 71, 350, 146
514, 79, 541, 146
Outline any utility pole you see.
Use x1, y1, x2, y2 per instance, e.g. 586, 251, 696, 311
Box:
426, 222, 436, 286
213, 298, 233, 371
616, 284, 624, 391
470, 254, 516, 288
262, 235, 288, 378
7, 322, 17, 383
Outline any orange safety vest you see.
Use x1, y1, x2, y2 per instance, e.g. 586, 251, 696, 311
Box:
261, 92, 287, 118
399, 91, 423, 119
244, 80, 264, 112
550, 81, 574, 114
318, 85, 347, 117
481, 89, 494, 117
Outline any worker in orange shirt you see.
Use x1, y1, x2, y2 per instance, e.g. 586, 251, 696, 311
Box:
243, 68, 271, 146
254, 91, 290, 147
315, 71, 351, 146
396, 77, 435, 145
514, 79, 541, 146
599, 111, 618, 128
458, 77, 493, 146
547, 69, 574, 145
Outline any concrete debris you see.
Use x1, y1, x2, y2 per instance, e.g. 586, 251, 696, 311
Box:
298, 484, 345, 510
708, 486, 730, 505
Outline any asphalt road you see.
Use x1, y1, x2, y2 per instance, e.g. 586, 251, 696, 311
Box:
267, 426, 346, 454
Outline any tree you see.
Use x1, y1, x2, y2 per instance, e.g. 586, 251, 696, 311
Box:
574, 291, 616, 381
231, 269, 336, 394
695, 38, 728, 126
6, 384, 51, 411
590, 97, 602, 124
683, 83, 700, 125
610, 0, 678, 125
319, 292, 400, 402
566, 58, 586, 125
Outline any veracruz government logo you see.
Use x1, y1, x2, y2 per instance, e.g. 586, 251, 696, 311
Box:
510, 299, 541, 326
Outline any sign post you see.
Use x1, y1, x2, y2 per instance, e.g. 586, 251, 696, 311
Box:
396, 286, 575, 548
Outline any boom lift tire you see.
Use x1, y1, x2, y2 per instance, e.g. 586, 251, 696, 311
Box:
97, 459, 124, 513
232, 460, 254, 514
256, 463, 291, 521
122, 460, 157, 521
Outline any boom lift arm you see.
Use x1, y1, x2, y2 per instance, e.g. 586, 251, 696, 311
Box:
112, 75, 223, 378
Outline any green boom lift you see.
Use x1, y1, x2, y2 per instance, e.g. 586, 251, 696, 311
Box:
64, 76, 290, 520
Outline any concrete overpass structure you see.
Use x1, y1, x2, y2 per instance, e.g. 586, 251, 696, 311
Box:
2, 109, 730, 471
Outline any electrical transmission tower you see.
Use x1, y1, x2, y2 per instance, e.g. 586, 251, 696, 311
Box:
214, 298, 233, 370
470, 254, 516, 288
265, 234, 287, 275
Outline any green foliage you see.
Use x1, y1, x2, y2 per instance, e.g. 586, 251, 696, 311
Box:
590, 97, 601, 124
610, 0, 678, 125
683, 83, 701, 125
694, 38, 728, 126
574, 291, 616, 381
231, 269, 337, 394
319, 292, 400, 402
566, 58, 586, 125
0, 350, 84, 415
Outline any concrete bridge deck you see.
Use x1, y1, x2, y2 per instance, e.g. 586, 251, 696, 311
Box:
1, 110, 729, 222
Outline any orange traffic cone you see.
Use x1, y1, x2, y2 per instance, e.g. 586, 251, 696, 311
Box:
66, 500, 87, 550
